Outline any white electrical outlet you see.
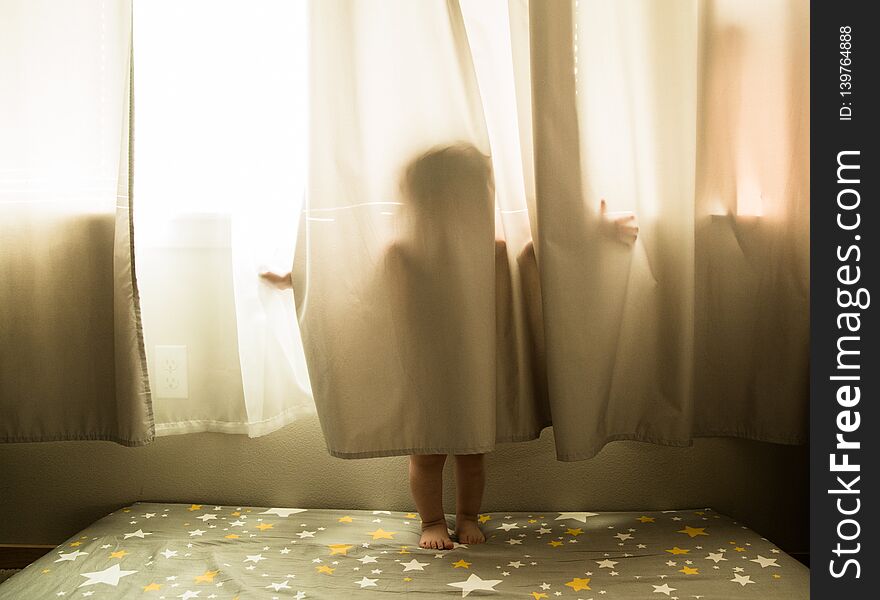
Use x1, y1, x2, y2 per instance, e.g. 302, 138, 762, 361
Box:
154, 345, 189, 399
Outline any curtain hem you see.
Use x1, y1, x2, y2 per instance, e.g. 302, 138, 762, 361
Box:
553, 431, 808, 463
154, 405, 316, 438
124, 26, 156, 446
0, 434, 153, 447
325, 424, 553, 459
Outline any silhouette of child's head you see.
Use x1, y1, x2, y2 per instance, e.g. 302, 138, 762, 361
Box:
400, 143, 494, 221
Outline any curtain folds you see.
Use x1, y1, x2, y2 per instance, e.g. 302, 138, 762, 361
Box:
297, 0, 808, 460
132, 0, 313, 438
0, 0, 152, 445
0, 0, 808, 455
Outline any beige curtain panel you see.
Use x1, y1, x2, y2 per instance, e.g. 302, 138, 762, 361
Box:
297, 0, 808, 460
0, 0, 152, 445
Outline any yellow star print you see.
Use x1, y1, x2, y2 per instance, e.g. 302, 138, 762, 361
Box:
478, 515, 492, 524
316, 565, 335, 575
678, 526, 708, 538
403, 577, 413, 582
143, 582, 162, 591
679, 566, 699, 575
399, 546, 410, 554
225, 534, 240, 539
328, 544, 353, 555
405, 513, 418, 519
367, 528, 396, 540
637, 516, 656, 523
338, 516, 353, 523
188, 504, 202, 511
531, 592, 549, 600
565, 577, 591, 591
665, 547, 690, 555
256, 523, 274, 531
109, 550, 128, 559
195, 570, 220, 583
548, 540, 563, 547
69, 542, 82, 547
566, 528, 584, 536
452, 559, 471, 568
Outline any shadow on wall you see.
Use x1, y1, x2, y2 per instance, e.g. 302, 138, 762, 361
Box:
0, 415, 808, 555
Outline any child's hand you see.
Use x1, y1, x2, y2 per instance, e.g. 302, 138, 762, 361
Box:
260, 270, 293, 290
599, 198, 639, 246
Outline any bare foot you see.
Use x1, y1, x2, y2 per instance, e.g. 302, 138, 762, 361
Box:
419, 522, 454, 550
455, 517, 485, 544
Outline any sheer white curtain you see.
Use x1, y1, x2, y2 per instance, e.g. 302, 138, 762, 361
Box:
297, 0, 808, 460
522, 0, 808, 459
129, 0, 807, 455
1, 0, 151, 445
133, 0, 312, 436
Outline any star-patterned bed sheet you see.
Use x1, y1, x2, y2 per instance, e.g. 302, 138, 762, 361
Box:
0, 502, 808, 599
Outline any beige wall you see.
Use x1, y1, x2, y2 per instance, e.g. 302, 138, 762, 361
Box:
0, 416, 808, 554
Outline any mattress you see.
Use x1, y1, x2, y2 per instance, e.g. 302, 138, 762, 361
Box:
0, 502, 808, 599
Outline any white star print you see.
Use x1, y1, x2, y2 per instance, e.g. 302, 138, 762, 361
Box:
78, 564, 137, 588
750, 555, 779, 568
244, 554, 266, 563
355, 577, 378, 588
555, 512, 599, 523
195, 514, 217, 522
266, 580, 291, 591
401, 559, 429, 572
447, 573, 503, 597
261, 508, 308, 518
731, 573, 755, 586
122, 529, 151, 539
652, 583, 676, 595
55, 550, 89, 562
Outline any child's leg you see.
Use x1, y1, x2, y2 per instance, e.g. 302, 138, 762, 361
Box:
409, 454, 454, 550
453, 453, 486, 544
